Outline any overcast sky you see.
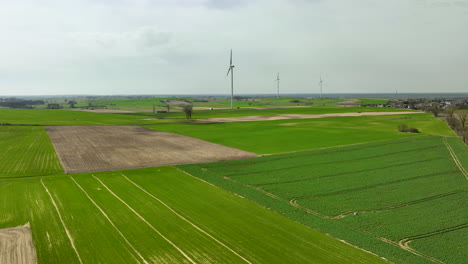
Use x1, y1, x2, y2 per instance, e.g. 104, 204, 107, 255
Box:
0, 0, 467, 95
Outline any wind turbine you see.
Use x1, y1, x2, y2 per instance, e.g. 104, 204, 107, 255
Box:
226, 49, 235, 109
319, 76, 323, 99
275, 73, 280, 99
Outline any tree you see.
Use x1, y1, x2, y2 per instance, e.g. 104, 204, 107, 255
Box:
426, 105, 441, 117
445, 105, 456, 119
182, 104, 193, 119
458, 112, 467, 129
68, 100, 77, 108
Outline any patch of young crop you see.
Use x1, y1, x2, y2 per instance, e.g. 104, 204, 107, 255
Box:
299, 172, 465, 216
179, 164, 429, 264
204, 135, 441, 176
262, 159, 456, 200
41, 176, 148, 263
0, 126, 63, 177
233, 146, 446, 185
410, 227, 468, 264
339, 191, 468, 241
179, 135, 468, 264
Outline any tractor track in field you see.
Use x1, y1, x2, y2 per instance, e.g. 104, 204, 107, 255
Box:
40, 178, 83, 264
292, 170, 458, 200
331, 190, 467, 219
252, 157, 442, 187
121, 173, 253, 264
396, 223, 468, 264
443, 136, 468, 180
70, 177, 148, 264
91, 175, 197, 264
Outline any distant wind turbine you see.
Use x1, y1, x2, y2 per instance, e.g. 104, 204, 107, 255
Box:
226, 49, 235, 109
319, 76, 323, 99
275, 73, 280, 99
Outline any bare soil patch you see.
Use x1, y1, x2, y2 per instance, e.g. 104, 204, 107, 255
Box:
165, 100, 191, 106
46, 126, 257, 173
336, 98, 360, 106
0, 223, 36, 264
194, 111, 422, 123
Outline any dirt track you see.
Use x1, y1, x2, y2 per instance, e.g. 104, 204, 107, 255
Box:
194, 111, 422, 123
46, 126, 257, 173
0, 223, 36, 264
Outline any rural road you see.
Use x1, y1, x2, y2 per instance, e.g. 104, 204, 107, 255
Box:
193, 111, 423, 123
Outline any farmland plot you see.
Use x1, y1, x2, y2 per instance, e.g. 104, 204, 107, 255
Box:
0, 168, 386, 263
180, 136, 468, 264
147, 113, 454, 154
0, 126, 63, 178
46, 126, 256, 173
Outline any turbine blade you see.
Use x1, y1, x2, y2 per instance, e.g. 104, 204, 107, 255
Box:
230, 49, 232, 66
226, 67, 231, 76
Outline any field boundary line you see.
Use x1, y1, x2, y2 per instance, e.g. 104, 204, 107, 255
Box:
70, 177, 148, 264
92, 175, 197, 264
121, 173, 253, 264
40, 178, 83, 264
443, 137, 468, 180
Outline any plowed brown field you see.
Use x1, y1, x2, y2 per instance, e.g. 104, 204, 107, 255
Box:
46, 126, 257, 173
0, 224, 36, 264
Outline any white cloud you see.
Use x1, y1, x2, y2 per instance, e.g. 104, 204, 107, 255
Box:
0, 0, 467, 95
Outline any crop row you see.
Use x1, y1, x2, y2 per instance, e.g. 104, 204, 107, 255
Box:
299, 172, 464, 216
0, 126, 63, 177
205, 135, 440, 175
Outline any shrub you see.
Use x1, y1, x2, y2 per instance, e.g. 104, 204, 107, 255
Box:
398, 124, 419, 133
407, 128, 420, 133
398, 124, 408, 132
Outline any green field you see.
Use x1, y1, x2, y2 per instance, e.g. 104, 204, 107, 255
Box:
0, 107, 406, 126
1, 104, 465, 263
0, 126, 63, 177
90, 97, 346, 111
0, 109, 162, 125
180, 136, 468, 264
146, 113, 454, 154
0, 167, 386, 263
153, 106, 407, 119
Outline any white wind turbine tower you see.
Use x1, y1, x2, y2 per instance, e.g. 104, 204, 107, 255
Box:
276, 73, 280, 99
319, 76, 323, 99
226, 49, 235, 109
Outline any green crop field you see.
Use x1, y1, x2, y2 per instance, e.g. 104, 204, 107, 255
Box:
0, 167, 386, 264
90, 97, 346, 111
0, 126, 63, 177
180, 136, 468, 264
146, 113, 454, 154
0, 106, 406, 126
0, 109, 165, 125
